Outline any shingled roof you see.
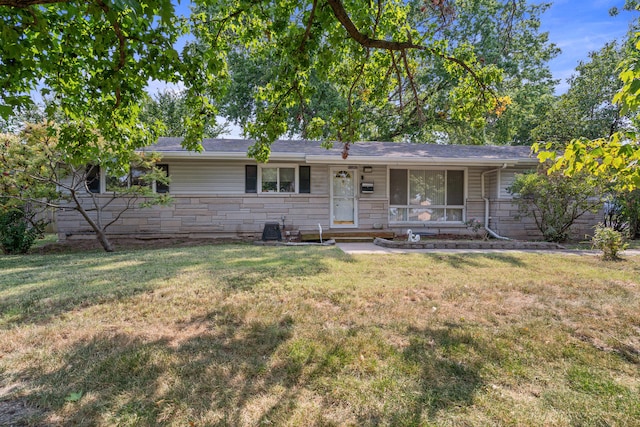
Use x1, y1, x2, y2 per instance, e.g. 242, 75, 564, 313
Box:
148, 138, 538, 166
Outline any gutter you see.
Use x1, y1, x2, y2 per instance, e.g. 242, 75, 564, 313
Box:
148, 151, 307, 162
481, 164, 510, 240
305, 155, 526, 167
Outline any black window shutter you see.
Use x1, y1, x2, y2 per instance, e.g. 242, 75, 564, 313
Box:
86, 165, 101, 193
156, 164, 170, 193
299, 166, 311, 193
245, 165, 258, 193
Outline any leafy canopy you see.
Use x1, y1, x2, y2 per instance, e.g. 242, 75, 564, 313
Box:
535, 6, 640, 191
0, 124, 171, 252
2, 0, 507, 162
216, 0, 557, 146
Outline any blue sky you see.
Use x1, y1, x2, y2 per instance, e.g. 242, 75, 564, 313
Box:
537, 0, 637, 93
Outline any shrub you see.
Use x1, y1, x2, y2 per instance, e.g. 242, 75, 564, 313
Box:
591, 224, 628, 261
0, 207, 46, 254
604, 189, 640, 239
507, 170, 603, 242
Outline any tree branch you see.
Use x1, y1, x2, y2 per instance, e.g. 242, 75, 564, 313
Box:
325, 0, 423, 51
325, 0, 495, 95
299, 0, 318, 52
401, 49, 424, 124
0, 0, 66, 7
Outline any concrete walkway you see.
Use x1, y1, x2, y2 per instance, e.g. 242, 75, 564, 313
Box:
336, 242, 640, 256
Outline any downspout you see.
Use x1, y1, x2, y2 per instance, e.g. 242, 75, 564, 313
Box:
481, 164, 510, 240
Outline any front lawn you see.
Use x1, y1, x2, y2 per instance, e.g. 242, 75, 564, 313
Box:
1, 244, 639, 426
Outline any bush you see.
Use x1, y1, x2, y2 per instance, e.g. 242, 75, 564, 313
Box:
591, 224, 628, 261
0, 207, 46, 254
507, 170, 603, 242
604, 190, 640, 239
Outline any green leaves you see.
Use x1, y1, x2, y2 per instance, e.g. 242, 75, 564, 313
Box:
1, 0, 189, 167
507, 169, 604, 242
191, 0, 509, 156
65, 391, 84, 403
3, 0, 550, 161
536, 30, 640, 191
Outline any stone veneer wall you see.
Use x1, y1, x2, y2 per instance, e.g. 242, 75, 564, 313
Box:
357, 199, 389, 229
57, 194, 331, 240
489, 199, 601, 241
57, 195, 602, 242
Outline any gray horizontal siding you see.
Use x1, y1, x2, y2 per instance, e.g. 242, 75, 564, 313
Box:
499, 166, 535, 199
165, 160, 328, 195
167, 160, 245, 194
359, 165, 387, 199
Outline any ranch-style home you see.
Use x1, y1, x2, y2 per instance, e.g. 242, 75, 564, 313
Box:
55, 138, 598, 242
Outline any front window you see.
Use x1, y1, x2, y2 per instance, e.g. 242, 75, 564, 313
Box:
87, 164, 169, 193
389, 169, 465, 222
106, 166, 152, 192
260, 166, 296, 193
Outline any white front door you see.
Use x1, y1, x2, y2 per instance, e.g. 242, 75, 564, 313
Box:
331, 168, 358, 228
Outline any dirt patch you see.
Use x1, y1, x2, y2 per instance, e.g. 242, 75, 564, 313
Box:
0, 400, 43, 426
0, 384, 46, 426
31, 237, 239, 255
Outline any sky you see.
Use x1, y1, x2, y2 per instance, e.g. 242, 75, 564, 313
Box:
537, 0, 637, 94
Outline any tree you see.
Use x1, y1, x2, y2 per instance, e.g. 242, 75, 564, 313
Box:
536, 4, 640, 192
411, 0, 558, 146
0, 124, 171, 252
216, 0, 558, 146
139, 89, 226, 138
507, 169, 604, 242
2, 0, 507, 163
532, 41, 628, 145
1, 0, 199, 165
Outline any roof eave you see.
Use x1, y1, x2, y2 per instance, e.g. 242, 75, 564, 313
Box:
152, 151, 307, 162
304, 155, 537, 167
151, 151, 538, 167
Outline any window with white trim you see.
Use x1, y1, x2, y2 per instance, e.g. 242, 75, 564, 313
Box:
259, 165, 297, 193
389, 169, 465, 222
245, 165, 311, 194
106, 166, 153, 191
86, 164, 169, 194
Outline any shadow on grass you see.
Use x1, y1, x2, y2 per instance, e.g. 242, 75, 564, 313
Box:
18, 320, 491, 426
386, 324, 489, 424
19, 308, 360, 426
23, 309, 296, 426
0, 244, 339, 328
422, 252, 527, 268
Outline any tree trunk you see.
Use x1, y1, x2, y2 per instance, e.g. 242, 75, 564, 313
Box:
95, 228, 115, 252
69, 190, 115, 252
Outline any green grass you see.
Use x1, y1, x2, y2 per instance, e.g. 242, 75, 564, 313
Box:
1, 244, 639, 426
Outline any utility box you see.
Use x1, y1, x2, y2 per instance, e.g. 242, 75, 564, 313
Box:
262, 222, 282, 241
361, 182, 374, 193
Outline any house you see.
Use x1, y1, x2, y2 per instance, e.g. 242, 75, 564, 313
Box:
55, 138, 599, 242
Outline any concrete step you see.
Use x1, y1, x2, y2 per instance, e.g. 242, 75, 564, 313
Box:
299, 229, 395, 242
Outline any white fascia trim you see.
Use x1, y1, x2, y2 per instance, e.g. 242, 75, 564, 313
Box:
152, 151, 537, 167
153, 151, 307, 162
304, 155, 534, 167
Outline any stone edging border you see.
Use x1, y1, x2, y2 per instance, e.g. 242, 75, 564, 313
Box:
373, 237, 565, 250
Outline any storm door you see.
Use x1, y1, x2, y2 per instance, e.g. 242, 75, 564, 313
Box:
331, 168, 358, 227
